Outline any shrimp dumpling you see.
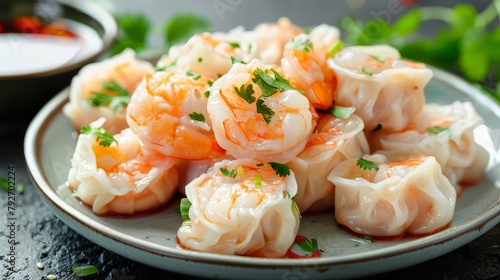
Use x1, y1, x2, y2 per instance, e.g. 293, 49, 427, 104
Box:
373, 101, 489, 189
177, 158, 300, 258
288, 113, 370, 213
328, 154, 456, 236
328, 45, 433, 132
63, 49, 155, 134
207, 59, 314, 163
67, 118, 179, 215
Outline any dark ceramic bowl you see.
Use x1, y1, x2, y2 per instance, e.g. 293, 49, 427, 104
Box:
0, 0, 117, 117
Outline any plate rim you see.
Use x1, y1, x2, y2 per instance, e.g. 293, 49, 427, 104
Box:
24, 66, 500, 270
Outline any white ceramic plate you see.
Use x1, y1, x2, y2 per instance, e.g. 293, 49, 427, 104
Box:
25, 67, 500, 280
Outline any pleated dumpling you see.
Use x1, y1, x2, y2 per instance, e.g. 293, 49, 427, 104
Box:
328, 154, 456, 237
288, 113, 370, 213
372, 101, 489, 189
328, 45, 433, 132
177, 158, 300, 258
67, 118, 179, 215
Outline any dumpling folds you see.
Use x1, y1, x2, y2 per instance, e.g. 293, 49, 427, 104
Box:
288, 113, 370, 213
328, 44, 433, 132
328, 154, 456, 237
177, 158, 300, 258
67, 118, 179, 215
372, 101, 489, 188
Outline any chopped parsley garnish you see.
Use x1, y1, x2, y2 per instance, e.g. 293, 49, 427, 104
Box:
186, 70, 201, 80
188, 112, 205, 122
269, 162, 290, 177
234, 84, 256, 104
297, 237, 323, 253
330, 106, 356, 119
252, 68, 301, 97
361, 67, 374, 76
286, 36, 313, 52
80, 126, 118, 147
356, 158, 379, 171
370, 54, 387, 63
207, 80, 214, 86
228, 42, 240, 49
73, 265, 98, 277
425, 125, 450, 134
230, 56, 247, 65
328, 40, 344, 57
197, 57, 203, 63
220, 167, 237, 178
179, 198, 192, 221
204, 90, 210, 98
87, 80, 131, 112
256, 99, 274, 123
371, 123, 383, 132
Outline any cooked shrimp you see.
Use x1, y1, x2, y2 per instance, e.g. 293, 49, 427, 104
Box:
207, 59, 314, 163
177, 158, 300, 257
67, 118, 179, 215
126, 70, 225, 160
63, 49, 155, 134
157, 28, 256, 80
250, 18, 303, 65
281, 24, 340, 109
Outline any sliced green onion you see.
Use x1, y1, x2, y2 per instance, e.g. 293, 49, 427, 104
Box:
73, 265, 98, 277
17, 183, 24, 194
330, 106, 356, 119
361, 67, 373, 76
328, 40, 344, 57
362, 236, 374, 243
237, 165, 245, 177
180, 198, 192, 221
254, 174, 262, 188
370, 55, 387, 63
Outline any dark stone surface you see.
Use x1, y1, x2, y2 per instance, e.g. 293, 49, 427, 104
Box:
1, 114, 499, 280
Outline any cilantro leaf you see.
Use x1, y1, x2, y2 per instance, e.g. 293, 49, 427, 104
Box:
393, 8, 421, 36
110, 12, 151, 56
228, 42, 240, 49
230, 56, 247, 65
285, 35, 313, 52
220, 167, 237, 178
252, 68, 301, 97
80, 126, 118, 147
269, 162, 290, 177
189, 112, 205, 122
234, 84, 256, 104
356, 158, 379, 171
163, 13, 211, 47
256, 98, 274, 123
459, 31, 490, 82
88, 81, 131, 112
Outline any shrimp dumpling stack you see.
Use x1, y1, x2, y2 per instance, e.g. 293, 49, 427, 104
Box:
288, 113, 370, 213
177, 158, 300, 257
328, 154, 456, 236
63, 49, 155, 134
374, 101, 489, 189
67, 118, 179, 215
328, 45, 433, 132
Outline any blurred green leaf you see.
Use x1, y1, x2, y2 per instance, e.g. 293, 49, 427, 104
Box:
449, 4, 477, 33
111, 13, 152, 56
393, 8, 421, 35
163, 13, 211, 47
459, 30, 490, 81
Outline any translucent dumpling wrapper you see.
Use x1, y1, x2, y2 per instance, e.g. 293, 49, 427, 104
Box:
372, 101, 489, 189
63, 49, 155, 134
67, 118, 179, 215
288, 113, 370, 213
327, 44, 433, 132
177, 158, 300, 257
328, 154, 456, 237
